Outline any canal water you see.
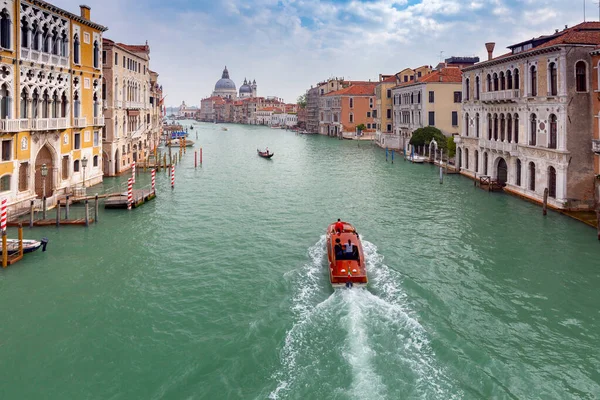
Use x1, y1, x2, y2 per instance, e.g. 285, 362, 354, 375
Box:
1, 121, 599, 400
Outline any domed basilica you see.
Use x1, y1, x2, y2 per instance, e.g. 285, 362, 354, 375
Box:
212, 66, 257, 99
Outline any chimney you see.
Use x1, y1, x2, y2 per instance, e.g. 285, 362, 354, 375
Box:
485, 42, 496, 61
80, 5, 91, 20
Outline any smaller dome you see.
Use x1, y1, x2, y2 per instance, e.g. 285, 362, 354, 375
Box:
239, 83, 252, 94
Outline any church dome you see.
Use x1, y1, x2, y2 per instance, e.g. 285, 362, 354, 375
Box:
215, 66, 236, 91
239, 78, 252, 94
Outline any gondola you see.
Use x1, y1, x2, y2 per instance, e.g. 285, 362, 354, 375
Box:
257, 149, 274, 159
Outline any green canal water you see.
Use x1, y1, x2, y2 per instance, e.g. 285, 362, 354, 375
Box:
1, 121, 600, 400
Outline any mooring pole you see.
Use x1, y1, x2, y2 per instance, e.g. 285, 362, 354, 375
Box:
386, 147, 388, 162
391, 150, 394, 164
65, 195, 70, 220
596, 209, 600, 241
18, 223, 23, 258
29, 200, 34, 228
440, 166, 443, 184
84, 199, 90, 227
42, 196, 47, 220
2, 231, 7, 268
94, 194, 99, 223
195, 151, 197, 168
543, 188, 549, 216
56, 200, 60, 227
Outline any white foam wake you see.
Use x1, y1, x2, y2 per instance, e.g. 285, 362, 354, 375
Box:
270, 237, 461, 400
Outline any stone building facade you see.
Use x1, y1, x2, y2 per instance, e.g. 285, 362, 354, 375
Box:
457, 22, 600, 210
0, 2, 106, 211
102, 39, 159, 176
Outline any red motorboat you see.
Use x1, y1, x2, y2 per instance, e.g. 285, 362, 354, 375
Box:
326, 221, 367, 288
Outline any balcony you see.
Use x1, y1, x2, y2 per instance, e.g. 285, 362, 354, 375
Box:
31, 118, 68, 131
125, 101, 144, 110
20, 48, 68, 67
93, 116, 105, 126
0, 119, 30, 132
481, 90, 520, 103
74, 117, 87, 128
478, 138, 518, 154
593, 139, 600, 154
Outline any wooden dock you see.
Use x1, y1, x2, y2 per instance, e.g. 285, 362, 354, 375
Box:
476, 176, 504, 192
7, 219, 92, 227
105, 189, 156, 209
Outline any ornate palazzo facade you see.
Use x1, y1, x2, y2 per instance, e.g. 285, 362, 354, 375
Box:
0, 1, 106, 211
458, 25, 599, 210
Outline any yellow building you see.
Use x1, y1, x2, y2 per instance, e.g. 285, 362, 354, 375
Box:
0, 1, 106, 212
375, 66, 432, 148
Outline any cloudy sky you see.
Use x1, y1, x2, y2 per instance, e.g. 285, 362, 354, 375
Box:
55, 0, 590, 107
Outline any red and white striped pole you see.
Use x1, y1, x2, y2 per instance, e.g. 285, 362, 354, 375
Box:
127, 178, 133, 210
171, 165, 175, 189
0, 198, 7, 232
151, 168, 156, 193
131, 161, 136, 184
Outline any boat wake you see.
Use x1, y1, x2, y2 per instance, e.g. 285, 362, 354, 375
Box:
269, 237, 461, 400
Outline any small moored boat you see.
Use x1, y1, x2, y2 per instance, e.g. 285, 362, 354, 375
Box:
0, 238, 49, 255
326, 221, 367, 288
257, 149, 274, 159
168, 138, 195, 147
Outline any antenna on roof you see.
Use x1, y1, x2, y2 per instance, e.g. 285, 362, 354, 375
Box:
595, 0, 600, 20
583, 0, 586, 21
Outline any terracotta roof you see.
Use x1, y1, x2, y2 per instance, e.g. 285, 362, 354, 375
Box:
117, 43, 150, 54
417, 67, 462, 83
468, 22, 600, 69
325, 83, 377, 96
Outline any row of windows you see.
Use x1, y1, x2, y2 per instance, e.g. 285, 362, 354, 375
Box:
465, 61, 588, 100
464, 112, 557, 149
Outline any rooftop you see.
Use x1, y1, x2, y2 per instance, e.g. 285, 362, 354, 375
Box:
325, 82, 377, 97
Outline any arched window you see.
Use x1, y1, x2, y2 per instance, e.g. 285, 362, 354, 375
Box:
32, 22, 40, 51
530, 65, 537, 96
20, 18, 28, 48
529, 113, 537, 146
465, 78, 470, 101
61, 92, 68, 118
476, 76, 480, 99
349, 98, 354, 108
549, 114, 557, 149
493, 73, 499, 91
576, 61, 587, 92
0, 9, 11, 49
0, 174, 10, 192
507, 70, 513, 90
0, 83, 9, 119
93, 155, 99, 167
32, 89, 39, 118
514, 114, 519, 143
51, 91, 58, 118
93, 41, 99, 68
74, 159, 80, 172
507, 114, 512, 143
483, 152, 488, 175
465, 113, 469, 136
42, 25, 50, 52
73, 34, 80, 64
493, 113, 498, 141
500, 114, 505, 141
475, 113, 480, 138
417, 92, 421, 103
73, 91, 80, 118
474, 150, 479, 173
42, 90, 49, 118
500, 72, 505, 90
465, 148, 469, 169
529, 162, 536, 191
548, 166, 557, 198
61, 31, 68, 57
516, 159, 522, 186
487, 113, 492, 140
93, 93, 98, 118
349, 113, 353, 123
514, 68, 520, 90
486, 74, 492, 92
52, 29, 59, 55
20, 89, 28, 119
549, 62, 557, 96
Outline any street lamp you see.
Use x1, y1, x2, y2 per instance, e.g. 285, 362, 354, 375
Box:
82, 156, 88, 188
40, 163, 48, 199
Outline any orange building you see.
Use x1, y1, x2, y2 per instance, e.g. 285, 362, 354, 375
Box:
320, 83, 377, 137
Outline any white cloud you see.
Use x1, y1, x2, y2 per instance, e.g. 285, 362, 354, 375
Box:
50, 0, 589, 106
